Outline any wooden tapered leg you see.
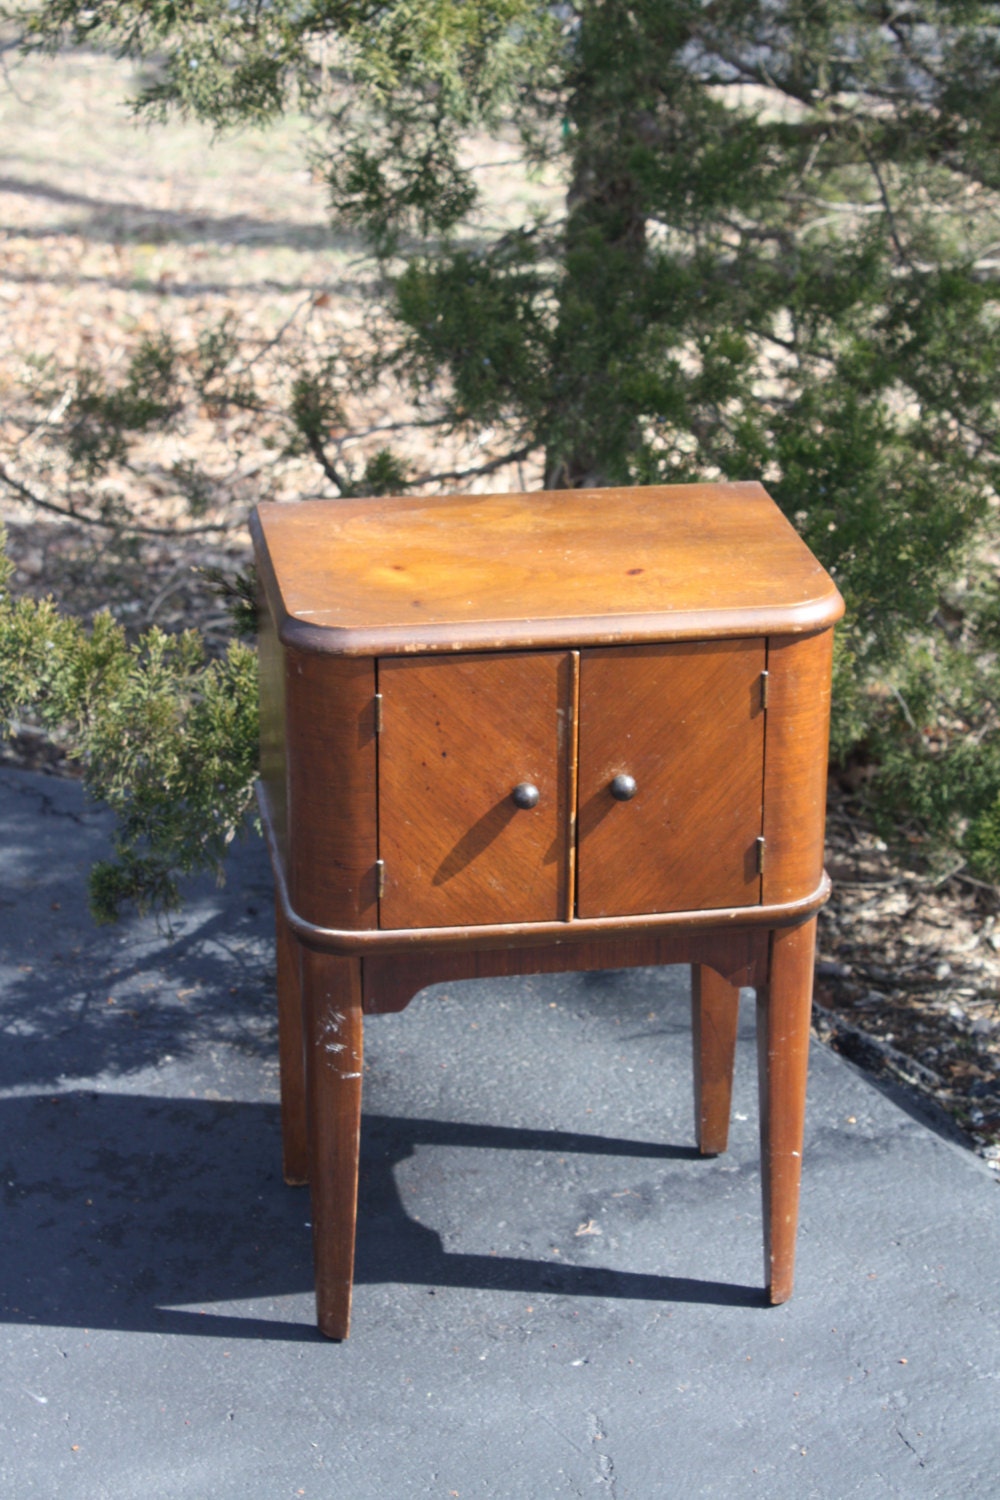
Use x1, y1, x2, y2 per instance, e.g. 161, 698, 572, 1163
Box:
300, 947, 364, 1340
757, 918, 816, 1305
691, 963, 741, 1155
275, 894, 308, 1186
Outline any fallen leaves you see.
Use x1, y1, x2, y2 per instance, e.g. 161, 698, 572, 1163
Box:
819, 790, 1000, 1159
574, 1219, 602, 1236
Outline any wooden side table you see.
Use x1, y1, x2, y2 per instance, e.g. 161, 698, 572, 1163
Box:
252, 482, 843, 1339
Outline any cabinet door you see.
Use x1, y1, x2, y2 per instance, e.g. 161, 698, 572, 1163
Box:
576, 641, 766, 918
378, 652, 572, 929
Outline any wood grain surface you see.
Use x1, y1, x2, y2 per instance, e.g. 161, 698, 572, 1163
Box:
275, 893, 308, 1185
251, 484, 843, 657
255, 483, 839, 1334
691, 965, 741, 1156
285, 647, 378, 929
577, 640, 766, 917
360, 927, 770, 1014
762, 630, 835, 905
301, 948, 364, 1340
378, 651, 571, 928
757, 917, 817, 1304
260, 777, 830, 956
257, 598, 288, 864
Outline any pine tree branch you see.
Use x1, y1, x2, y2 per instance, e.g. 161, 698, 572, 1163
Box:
336, 416, 453, 443
412, 442, 538, 488
231, 291, 315, 377
302, 429, 355, 495
886, 18, 949, 92
861, 140, 911, 267
0, 461, 230, 538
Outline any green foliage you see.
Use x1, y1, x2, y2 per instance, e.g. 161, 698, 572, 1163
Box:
7, 0, 1000, 890
16, 0, 558, 133
198, 565, 259, 639
13, 324, 237, 529
84, 627, 260, 921
871, 570, 1000, 882
194, 315, 259, 414
0, 526, 259, 920
287, 364, 345, 453
395, 244, 550, 425
61, 333, 181, 478
360, 449, 409, 496
330, 130, 479, 257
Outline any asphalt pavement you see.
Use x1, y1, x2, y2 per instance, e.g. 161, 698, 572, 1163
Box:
1, 765, 997, 1499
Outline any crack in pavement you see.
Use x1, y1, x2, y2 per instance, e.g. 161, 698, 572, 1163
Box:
587, 1410, 618, 1494
0, 771, 90, 825
895, 1425, 927, 1468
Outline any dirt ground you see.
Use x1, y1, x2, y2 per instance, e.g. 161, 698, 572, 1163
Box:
0, 41, 555, 633
2, 41, 998, 1171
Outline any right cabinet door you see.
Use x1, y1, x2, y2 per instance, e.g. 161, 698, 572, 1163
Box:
576, 640, 766, 918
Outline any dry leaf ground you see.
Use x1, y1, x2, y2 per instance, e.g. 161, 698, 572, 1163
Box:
2, 41, 997, 1172
817, 793, 1000, 1165
0, 41, 555, 636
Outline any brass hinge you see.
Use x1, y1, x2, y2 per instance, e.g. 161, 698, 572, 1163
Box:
756, 836, 767, 875
375, 858, 386, 899
760, 670, 770, 710
374, 692, 384, 733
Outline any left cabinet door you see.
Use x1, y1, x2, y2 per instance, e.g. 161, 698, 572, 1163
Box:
378, 652, 573, 929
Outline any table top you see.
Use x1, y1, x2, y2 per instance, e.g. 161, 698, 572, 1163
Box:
252, 482, 843, 656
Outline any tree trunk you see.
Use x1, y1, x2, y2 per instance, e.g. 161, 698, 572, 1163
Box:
543, 5, 668, 490
543, 149, 649, 491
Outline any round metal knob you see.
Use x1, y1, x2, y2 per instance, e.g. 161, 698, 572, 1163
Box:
609, 773, 638, 802
511, 782, 540, 809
